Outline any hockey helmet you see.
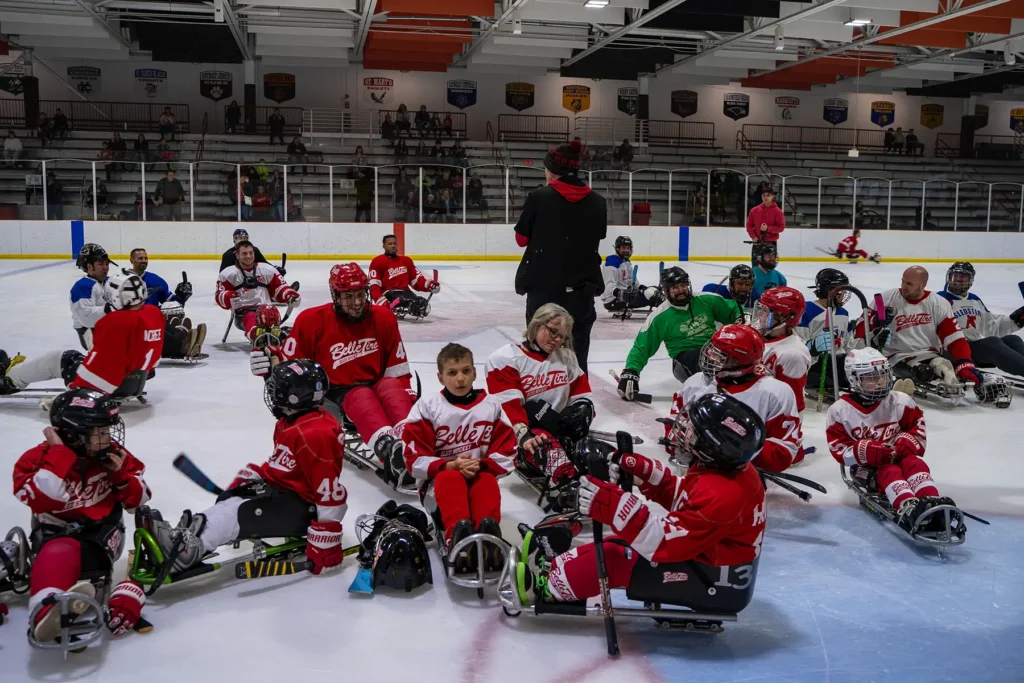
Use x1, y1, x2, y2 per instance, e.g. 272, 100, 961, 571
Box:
844, 348, 893, 402
613, 236, 633, 257
974, 373, 1012, 408
76, 243, 116, 272
329, 263, 370, 321
946, 262, 975, 297
753, 242, 778, 270
105, 269, 148, 310
700, 324, 764, 381
684, 393, 765, 472
264, 359, 328, 419
728, 264, 755, 302
559, 398, 595, 443
660, 266, 692, 307
751, 286, 805, 336
49, 388, 124, 458
812, 268, 851, 305
232, 228, 249, 243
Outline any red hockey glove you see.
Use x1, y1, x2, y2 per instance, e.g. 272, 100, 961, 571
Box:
954, 360, 982, 386
893, 433, 925, 460
854, 440, 895, 468
106, 580, 146, 636
613, 452, 667, 487
306, 521, 343, 575
578, 476, 643, 533
228, 463, 263, 490
427, 280, 440, 292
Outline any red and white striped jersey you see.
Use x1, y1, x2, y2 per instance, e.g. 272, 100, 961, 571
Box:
215, 262, 297, 311
859, 289, 971, 365
70, 304, 164, 394
763, 333, 813, 412
672, 371, 802, 473
368, 254, 433, 304
485, 343, 592, 427
837, 235, 859, 255
402, 390, 517, 481
825, 392, 926, 467
13, 442, 150, 525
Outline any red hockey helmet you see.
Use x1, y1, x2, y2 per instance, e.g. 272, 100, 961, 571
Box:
329, 262, 369, 293
752, 286, 806, 335
700, 323, 765, 380
255, 303, 282, 329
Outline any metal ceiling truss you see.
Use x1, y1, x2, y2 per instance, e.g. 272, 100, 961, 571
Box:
453, 0, 532, 65
560, 0, 694, 69
71, 0, 133, 49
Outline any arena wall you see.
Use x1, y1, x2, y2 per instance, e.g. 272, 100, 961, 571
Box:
1, 221, 1024, 263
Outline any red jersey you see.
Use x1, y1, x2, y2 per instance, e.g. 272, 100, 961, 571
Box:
250, 409, 347, 525
402, 390, 517, 481
71, 304, 164, 394
216, 262, 297, 311
763, 333, 812, 412
745, 203, 785, 243
368, 254, 433, 303
13, 442, 150, 525
837, 235, 859, 255
612, 462, 765, 565
826, 392, 926, 467
281, 302, 411, 390
485, 343, 592, 427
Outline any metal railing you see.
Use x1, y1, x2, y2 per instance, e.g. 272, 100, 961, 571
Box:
935, 132, 1022, 160
302, 108, 379, 145
0, 100, 190, 134
223, 105, 302, 136
645, 120, 716, 148
18, 157, 1024, 232
497, 115, 570, 142
739, 124, 890, 153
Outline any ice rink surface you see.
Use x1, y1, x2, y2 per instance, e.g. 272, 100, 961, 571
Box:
1, 256, 1023, 682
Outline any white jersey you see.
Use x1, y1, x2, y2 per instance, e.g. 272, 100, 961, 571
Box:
601, 254, 635, 303
796, 301, 856, 351
401, 390, 516, 481
216, 262, 289, 310
937, 290, 1020, 342
70, 276, 110, 330
763, 333, 813, 412
672, 371, 802, 471
485, 343, 593, 429
864, 289, 970, 366
825, 392, 927, 467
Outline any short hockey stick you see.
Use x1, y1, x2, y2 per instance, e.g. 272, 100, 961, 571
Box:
607, 369, 653, 404
766, 469, 828, 494
172, 453, 224, 496
962, 511, 991, 525
587, 437, 625, 659
759, 470, 811, 502
234, 545, 360, 579
1018, 282, 1024, 301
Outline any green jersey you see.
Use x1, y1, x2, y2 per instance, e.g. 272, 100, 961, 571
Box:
625, 294, 743, 373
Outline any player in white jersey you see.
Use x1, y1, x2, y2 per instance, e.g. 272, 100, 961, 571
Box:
798, 268, 856, 394
751, 286, 813, 412
485, 304, 594, 489
827, 348, 958, 535
403, 344, 517, 571
670, 324, 803, 472
601, 236, 663, 311
215, 240, 300, 342
938, 262, 1024, 384
70, 243, 115, 349
858, 266, 982, 396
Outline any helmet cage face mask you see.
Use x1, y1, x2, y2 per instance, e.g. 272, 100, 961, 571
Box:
849, 363, 894, 402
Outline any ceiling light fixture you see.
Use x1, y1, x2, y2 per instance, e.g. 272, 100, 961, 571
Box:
844, 18, 872, 27
774, 24, 785, 51
1005, 42, 1016, 66
584, 0, 610, 8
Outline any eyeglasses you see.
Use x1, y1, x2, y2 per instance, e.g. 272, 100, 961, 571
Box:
543, 324, 566, 342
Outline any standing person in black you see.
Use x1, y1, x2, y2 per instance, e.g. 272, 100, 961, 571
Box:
514, 139, 606, 373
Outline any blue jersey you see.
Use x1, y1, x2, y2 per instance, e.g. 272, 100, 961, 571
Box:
139, 270, 177, 306
701, 282, 732, 299
753, 267, 786, 301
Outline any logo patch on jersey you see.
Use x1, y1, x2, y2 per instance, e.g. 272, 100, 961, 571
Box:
330, 338, 380, 369
436, 420, 495, 456
62, 472, 112, 512
268, 444, 297, 472
662, 571, 689, 583
144, 329, 162, 342
850, 422, 900, 442
894, 312, 932, 333
387, 266, 409, 279
70, 397, 95, 408
521, 370, 569, 398
722, 416, 747, 437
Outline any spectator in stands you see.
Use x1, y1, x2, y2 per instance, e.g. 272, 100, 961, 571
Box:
884, 128, 896, 154
225, 100, 241, 134
156, 137, 173, 169
95, 180, 109, 209
442, 112, 453, 139
52, 109, 69, 141
249, 182, 271, 220
450, 139, 467, 166
467, 171, 484, 209
394, 139, 409, 163
424, 193, 437, 222
693, 186, 707, 223
122, 186, 146, 221
37, 113, 52, 147
354, 169, 374, 222
269, 108, 286, 145
269, 169, 285, 221
45, 171, 62, 219
286, 191, 302, 221
239, 177, 251, 220
111, 132, 127, 172
288, 136, 308, 175
100, 142, 115, 182
394, 168, 412, 200
246, 164, 259, 187
153, 168, 185, 221
437, 188, 457, 223
255, 158, 270, 182
429, 139, 444, 160
415, 140, 428, 161
615, 138, 634, 171
893, 127, 906, 155
25, 162, 41, 204
906, 129, 923, 157
745, 185, 785, 265
415, 105, 431, 137
381, 113, 396, 146
133, 134, 150, 165
3, 130, 22, 168
159, 107, 177, 141
396, 104, 411, 137
397, 190, 417, 222
429, 112, 442, 137
915, 206, 938, 230
353, 145, 368, 168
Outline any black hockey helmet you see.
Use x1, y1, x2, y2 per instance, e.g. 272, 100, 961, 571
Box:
613, 236, 633, 256
371, 520, 433, 592
753, 241, 778, 270
232, 228, 249, 243
263, 359, 328, 419
559, 398, 595, 443
728, 264, 755, 301
49, 388, 124, 458
946, 261, 975, 296
684, 393, 765, 472
660, 266, 692, 307
76, 243, 116, 271
812, 268, 850, 303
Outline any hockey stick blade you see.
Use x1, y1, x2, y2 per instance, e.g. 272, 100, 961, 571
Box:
607, 369, 653, 404
234, 545, 360, 579
348, 567, 374, 595
766, 470, 828, 494
172, 453, 224, 496
759, 470, 811, 502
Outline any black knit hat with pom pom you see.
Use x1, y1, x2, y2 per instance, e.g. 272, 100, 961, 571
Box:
544, 139, 582, 177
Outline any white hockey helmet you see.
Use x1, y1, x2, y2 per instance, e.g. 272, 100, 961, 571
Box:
160, 300, 185, 321
106, 269, 148, 310
844, 348, 893, 401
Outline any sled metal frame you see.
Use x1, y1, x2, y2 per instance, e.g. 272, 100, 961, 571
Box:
222, 300, 295, 344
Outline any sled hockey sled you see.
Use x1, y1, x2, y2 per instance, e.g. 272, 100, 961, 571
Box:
222, 300, 296, 344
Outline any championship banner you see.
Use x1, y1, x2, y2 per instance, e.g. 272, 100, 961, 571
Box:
363, 77, 393, 106
774, 96, 799, 122
199, 70, 232, 102
617, 87, 638, 116
919, 103, 944, 130
135, 68, 167, 99
0, 61, 25, 96
505, 82, 534, 112
670, 89, 698, 119
446, 80, 477, 110
562, 85, 591, 114
975, 104, 989, 128
263, 73, 296, 104
823, 97, 848, 126
723, 92, 750, 121
870, 100, 895, 128
67, 66, 101, 96
1011, 108, 1024, 133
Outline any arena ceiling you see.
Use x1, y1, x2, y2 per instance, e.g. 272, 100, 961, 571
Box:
2, 0, 1024, 97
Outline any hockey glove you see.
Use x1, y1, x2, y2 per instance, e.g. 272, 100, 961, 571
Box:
1010, 305, 1024, 329
306, 520, 343, 575
228, 463, 263, 490
809, 331, 834, 354
427, 280, 440, 292
613, 452, 667, 487
853, 440, 895, 468
617, 369, 640, 402
578, 476, 642, 534
276, 265, 287, 277
249, 347, 276, 377
893, 433, 925, 461
173, 281, 193, 305
954, 359, 982, 386
106, 580, 146, 636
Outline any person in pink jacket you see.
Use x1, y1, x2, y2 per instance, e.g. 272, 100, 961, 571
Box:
746, 186, 785, 265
